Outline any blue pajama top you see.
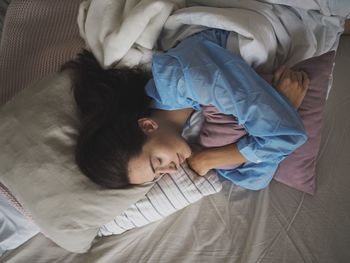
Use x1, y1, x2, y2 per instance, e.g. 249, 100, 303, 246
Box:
145, 29, 307, 190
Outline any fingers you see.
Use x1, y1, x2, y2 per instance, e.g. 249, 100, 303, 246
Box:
285, 70, 308, 89
290, 71, 298, 85
301, 71, 310, 91
295, 71, 303, 88
273, 65, 287, 86
280, 67, 291, 85
187, 158, 206, 176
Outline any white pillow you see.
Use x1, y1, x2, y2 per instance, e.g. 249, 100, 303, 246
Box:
0, 72, 153, 253
99, 161, 222, 236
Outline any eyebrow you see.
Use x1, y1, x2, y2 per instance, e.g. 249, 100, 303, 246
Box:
148, 157, 161, 183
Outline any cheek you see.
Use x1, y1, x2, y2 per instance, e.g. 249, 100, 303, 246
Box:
157, 140, 178, 154
166, 134, 186, 149
128, 157, 153, 184
153, 135, 180, 154
151, 131, 190, 157
167, 136, 191, 156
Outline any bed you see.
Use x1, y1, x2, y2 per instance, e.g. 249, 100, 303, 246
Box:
1, 1, 350, 262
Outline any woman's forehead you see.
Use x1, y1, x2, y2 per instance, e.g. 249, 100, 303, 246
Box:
129, 151, 149, 172
128, 150, 154, 184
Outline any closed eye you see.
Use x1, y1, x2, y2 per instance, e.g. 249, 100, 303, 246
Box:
150, 158, 156, 174
152, 157, 162, 172
149, 157, 165, 183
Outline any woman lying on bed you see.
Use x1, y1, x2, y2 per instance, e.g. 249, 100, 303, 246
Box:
61, 29, 309, 191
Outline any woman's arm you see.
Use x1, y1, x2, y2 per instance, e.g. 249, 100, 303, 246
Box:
188, 67, 309, 175
188, 143, 246, 176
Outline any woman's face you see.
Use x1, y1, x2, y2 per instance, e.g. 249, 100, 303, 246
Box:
128, 118, 192, 185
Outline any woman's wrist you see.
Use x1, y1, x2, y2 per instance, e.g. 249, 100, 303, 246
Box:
204, 144, 247, 169
187, 143, 247, 176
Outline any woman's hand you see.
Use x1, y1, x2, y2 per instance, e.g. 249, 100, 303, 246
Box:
187, 144, 212, 176
272, 65, 310, 110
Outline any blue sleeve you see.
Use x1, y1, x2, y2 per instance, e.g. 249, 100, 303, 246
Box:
146, 29, 307, 190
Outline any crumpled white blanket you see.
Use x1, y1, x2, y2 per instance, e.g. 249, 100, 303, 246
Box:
78, 0, 347, 72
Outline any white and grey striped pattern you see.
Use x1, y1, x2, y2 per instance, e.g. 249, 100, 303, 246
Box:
99, 162, 222, 236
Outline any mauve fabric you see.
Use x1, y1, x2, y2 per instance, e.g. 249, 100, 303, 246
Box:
199, 106, 246, 170
199, 51, 336, 195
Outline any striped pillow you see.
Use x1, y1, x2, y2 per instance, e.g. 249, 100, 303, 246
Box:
98, 162, 222, 236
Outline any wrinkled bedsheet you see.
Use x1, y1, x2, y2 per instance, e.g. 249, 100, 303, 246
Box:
2, 35, 350, 263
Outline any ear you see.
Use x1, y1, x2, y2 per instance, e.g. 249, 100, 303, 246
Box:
137, 118, 159, 134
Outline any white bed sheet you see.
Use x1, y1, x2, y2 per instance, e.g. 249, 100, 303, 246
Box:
1, 35, 349, 263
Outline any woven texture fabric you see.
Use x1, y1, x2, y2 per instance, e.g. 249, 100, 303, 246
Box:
0, 0, 84, 106
0, 182, 32, 219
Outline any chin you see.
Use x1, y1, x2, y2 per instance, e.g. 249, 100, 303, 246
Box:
184, 144, 192, 158
177, 138, 192, 158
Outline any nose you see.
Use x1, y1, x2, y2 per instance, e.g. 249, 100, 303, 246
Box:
156, 162, 178, 174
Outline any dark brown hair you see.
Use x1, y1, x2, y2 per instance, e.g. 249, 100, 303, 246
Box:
60, 49, 152, 189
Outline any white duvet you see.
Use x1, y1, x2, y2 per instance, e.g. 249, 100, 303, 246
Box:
78, 0, 347, 72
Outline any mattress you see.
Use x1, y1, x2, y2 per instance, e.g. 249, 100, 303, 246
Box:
1, 0, 349, 261
1, 35, 349, 263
